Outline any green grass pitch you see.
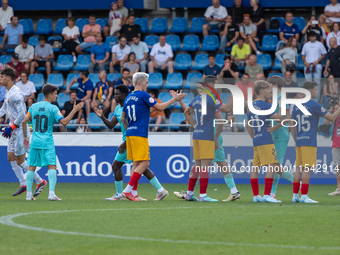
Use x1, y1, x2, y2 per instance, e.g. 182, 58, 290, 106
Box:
0, 183, 339, 255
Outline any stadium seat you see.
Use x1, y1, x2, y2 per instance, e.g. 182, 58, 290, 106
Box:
0, 55, 11, 66
135, 18, 149, 33
73, 55, 91, 71
293, 17, 306, 32
267, 17, 285, 33
88, 112, 104, 130
36, 59, 54, 72
107, 112, 121, 130
89, 73, 100, 87
256, 54, 271, 70
272, 57, 282, 70
28, 36, 39, 47
216, 54, 227, 67
148, 73, 163, 89
47, 73, 64, 89
163, 73, 183, 90
192, 54, 209, 70
174, 92, 194, 109
37, 93, 44, 102
184, 72, 202, 89
48, 36, 63, 52
260, 35, 278, 52
29, 74, 44, 90
188, 17, 207, 33
66, 73, 80, 89
149, 18, 168, 33
297, 72, 304, 78
220, 93, 231, 104
34, 19, 53, 34
54, 18, 67, 34
235, 114, 247, 131
76, 18, 90, 33
145, 35, 159, 50
96, 18, 108, 31
158, 92, 175, 108
169, 17, 188, 33
200, 35, 219, 51
57, 93, 69, 109
107, 73, 122, 81
296, 54, 304, 70
105, 36, 118, 47
322, 55, 328, 67
268, 72, 284, 78
19, 19, 33, 34
54, 55, 73, 71
166, 35, 180, 51
180, 35, 200, 51
169, 113, 185, 130
174, 54, 192, 70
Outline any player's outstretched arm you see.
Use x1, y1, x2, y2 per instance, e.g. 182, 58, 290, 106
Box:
60, 102, 84, 126
323, 104, 340, 122
121, 111, 128, 131
218, 94, 233, 113
65, 78, 77, 95
22, 116, 30, 148
153, 91, 187, 111
184, 106, 196, 127
170, 90, 188, 112
94, 107, 118, 129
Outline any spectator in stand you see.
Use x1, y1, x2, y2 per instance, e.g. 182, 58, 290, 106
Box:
120, 14, 141, 44
228, 0, 249, 27
30, 35, 54, 77
277, 12, 300, 51
91, 72, 111, 116
302, 31, 327, 87
203, 0, 228, 37
111, 67, 133, 113
324, 0, 340, 23
76, 117, 91, 133
283, 71, 299, 98
15, 36, 34, 71
89, 34, 110, 73
302, 16, 324, 44
319, 14, 333, 40
75, 15, 101, 55
103, 2, 122, 38
148, 90, 166, 132
109, 35, 130, 73
123, 52, 139, 74
226, 114, 239, 132
130, 36, 148, 72
327, 22, 340, 49
324, 37, 340, 78
15, 71, 36, 108
255, 72, 265, 81
62, 17, 80, 63
249, 0, 265, 39
219, 55, 239, 85
5, 53, 25, 82
148, 35, 174, 73
65, 70, 93, 119
275, 36, 298, 81
59, 91, 84, 132
235, 73, 254, 100
203, 52, 221, 78
218, 15, 240, 53
117, 0, 129, 27
178, 119, 191, 132
240, 14, 261, 55
322, 74, 338, 109
245, 55, 263, 79
231, 37, 250, 67
0, 0, 13, 32
0, 16, 23, 55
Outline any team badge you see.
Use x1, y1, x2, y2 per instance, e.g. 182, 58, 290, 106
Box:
321, 107, 326, 112
149, 98, 155, 103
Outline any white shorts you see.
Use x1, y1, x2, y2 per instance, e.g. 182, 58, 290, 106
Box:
7, 127, 29, 156
156, 61, 173, 67
332, 148, 340, 166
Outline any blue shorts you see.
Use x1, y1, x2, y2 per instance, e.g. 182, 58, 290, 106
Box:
79, 42, 96, 50
114, 149, 133, 164
209, 23, 221, 30
27, 148, 56, 167
213, 135, 225, 163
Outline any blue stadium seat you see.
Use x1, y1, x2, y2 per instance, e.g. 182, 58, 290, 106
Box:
296, 54, 304, 70
47, 74, 64, 89
169, 17, 188, 33
88, 113, 104, 130
166, 35, 180, 51
29, 74, 44, 90
19, 19, 33, 34
66, 73, 80, 89
235, 114, 247, 131
34, 19, 53, 34
297, 72, 304, 78
108, 112, 121, 130
28, 36, 39, 47
54, 18, 67, 34
0, 55, 11, 66
148, 73, 163, 89
267, 17, 285, 33
96, 18, 108, 31
216, 54, 227, 67
293, 17, 306, 32
192, 54, 209, 70
268, 72, 284, 78
180, 35, 200, 51
169, 113, 185, 130
174, 54, 192, 70
37, 93, 44, 102
73, 55, 91, 71
105, 36, 118, 47
260, 35, 278, 52
54, 55, 73, 71
200, 35, 219, 51
57, 93, 69, 109
135, 18, 149, 33
48, 36, 63, 52
158, 92, 175, 109
256, 54, 271, 70
184, 72, 202, 89
149, 18, 168, 33
107, 73, 122, 81
145, 35, 159, 50
164, 73, 183, 90
272, 57, 282, 70
76, 18, 89, 33
188, 17, 207, 33
36, 59, 54, 72
89, 73, 100, 87
220, 93, 231, 104
174, 93, 194, 109
322, 55, 328, 67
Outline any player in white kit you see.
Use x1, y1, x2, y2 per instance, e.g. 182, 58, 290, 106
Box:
0, 68, 47, 197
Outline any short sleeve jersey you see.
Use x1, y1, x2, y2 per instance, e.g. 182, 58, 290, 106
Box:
280, 23, 300, 40
291, 100, 327, 147
122, 90, 157, 138
113, 104, 126, 141
28, 101, 64, 149
77, 78, 93, 99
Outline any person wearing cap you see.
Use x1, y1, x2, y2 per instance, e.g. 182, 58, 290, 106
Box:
5, 53, 26, 82
30, 35, 54, 77
0, 16, 23, 56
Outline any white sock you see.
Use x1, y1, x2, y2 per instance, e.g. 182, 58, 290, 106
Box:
20, 162, 43, 184
199, 193, 207, 198
124, 184, 133, 193
27, 191, 32, 197
301, 195, 307, 199
49, 191, 55, 196
270, 192, 276, 197
10, 161, 26, 186
230, 187, 238, 194
132, 190, 138, 196
158, 187, 165, 192
187, 191, 194, 196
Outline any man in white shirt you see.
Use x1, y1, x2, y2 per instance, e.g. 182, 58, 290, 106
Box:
148, 35, 174, 73
0, 0, 13, 32
130, 36, 149, 73
302, 31, 327, 87
324, 0, 340, 23
203, 0, 228, 37
109, 35, 130, 73
14, 71, 36, 108
15, 36, 34, 71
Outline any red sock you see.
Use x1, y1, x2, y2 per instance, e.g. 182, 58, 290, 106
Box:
199, 169, 209, 194
293, 182, 300, 194
128, 172, 141, 189
250, 178, 259, 196
264, 178, 273, 196
132, 182, 138, 191
188, 166, 199, 191
301, 183, 309, 195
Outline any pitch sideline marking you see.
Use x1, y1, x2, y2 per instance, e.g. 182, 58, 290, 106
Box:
0, 207, 339, 251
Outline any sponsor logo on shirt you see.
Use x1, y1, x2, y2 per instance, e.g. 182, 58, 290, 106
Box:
157, 50, 166, 55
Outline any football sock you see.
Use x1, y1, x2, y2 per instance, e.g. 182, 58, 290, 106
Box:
125, 172, 141, 193
26, 171, 34, 193
149, 177, 164, 192
199, 193, 207, 198
264, 178, 274, 196
271, 173, 280, 194
224, 173, 238, 194
281, 171, 294, 183
250, 178, 259, 196
132, 182, 138, 196
293, 182, 300, 194
199, 170, 209, 196
20, 162, 42, 184
10, 161, 26, 186
115, 180, 123, 194
48, 169, 57, 192
188, 166, 198, 192
301, 183, 309, 195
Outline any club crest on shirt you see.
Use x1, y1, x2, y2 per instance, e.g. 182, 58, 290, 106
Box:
321, 107, 326, 112
149, 98, 155, 103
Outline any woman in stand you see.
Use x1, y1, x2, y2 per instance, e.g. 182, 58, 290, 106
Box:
76, 117, 91, 133
275, 36, 298, 81
123, 52, 139, 75
249, 0, 265, 40
326, 22, 340, 50
62, 17, 80, 63
322, 74, 338, 109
